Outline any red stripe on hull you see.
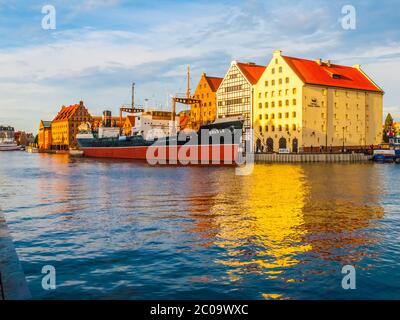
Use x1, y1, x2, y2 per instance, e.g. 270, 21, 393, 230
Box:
81, 145, 238, 165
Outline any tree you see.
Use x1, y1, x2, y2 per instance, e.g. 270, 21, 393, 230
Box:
383, 113, 394, 143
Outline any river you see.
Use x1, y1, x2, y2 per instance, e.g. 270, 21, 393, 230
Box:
0, 152, 399, 299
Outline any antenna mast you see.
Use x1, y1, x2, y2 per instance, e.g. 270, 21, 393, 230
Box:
132, 82, 135, 108
186, 66, 191, 99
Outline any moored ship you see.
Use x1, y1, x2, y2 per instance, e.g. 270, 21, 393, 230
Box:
0, 126, 20, 151
77, 111, 244, 165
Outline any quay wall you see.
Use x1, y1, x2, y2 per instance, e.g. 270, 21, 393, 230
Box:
0, 213, 31, 300
254, 153, 372, 163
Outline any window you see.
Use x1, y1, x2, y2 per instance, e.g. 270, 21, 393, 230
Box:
279, 78, 283, 85
259, 93, 262, 98
278, 125, 282, 131
271, 102, 275, 108
258, 114, 262, 120
285, 124, 289, 131
265, 81, 268, 87
285, 77, 289, 84
279, 90, 282, 96
285, 112, 289, 118
265, 92, 268, 98
265, 102, 269, 108
265, 114, 269, 120
275, 59, 278, 65
271, 114, 275, 119
285, 100, 289, 106
272, 68, 275, 74
272, 80, 275, 86
271, 91, 275, 97
279, 66, 282, 73
285, 89, 289, 96
293, 88, 297, 94
292, 124, 297, 131
293, 99, 297, 106
258, 103, 262, 109
278, 113, 282, 119
265, 126, 269, 132
292, 111, 297, 118
259, 126, 262, 133
278, 100, 282, 107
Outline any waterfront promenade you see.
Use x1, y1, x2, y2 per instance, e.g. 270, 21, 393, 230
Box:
254, 152, 372, 163
0, 213, 31, 300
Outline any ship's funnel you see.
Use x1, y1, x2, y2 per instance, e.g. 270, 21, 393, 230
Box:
103, 110, 112, 128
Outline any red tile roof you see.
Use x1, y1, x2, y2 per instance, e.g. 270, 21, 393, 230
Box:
282, 56, 383, 92
236, 62, 266, 85
205, 76, 223, 92
53, 104, 80, 122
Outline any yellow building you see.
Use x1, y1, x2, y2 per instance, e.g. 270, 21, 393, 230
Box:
51, 101, 91, 150
38, 120, 52, 150
190, 73, 223, 130
254, 50, 384, 153
217, 61, 266, 133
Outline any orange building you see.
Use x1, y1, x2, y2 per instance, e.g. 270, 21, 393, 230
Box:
91, 116, 126, 130
123, 116, 135, 136
190, 73, 223, 130
51, 101, 91, 150
38, 121, 52, 150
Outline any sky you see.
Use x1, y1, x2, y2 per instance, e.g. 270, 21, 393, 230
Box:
0, 0, 399, 133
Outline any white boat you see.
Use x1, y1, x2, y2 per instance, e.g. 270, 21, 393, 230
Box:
69, 148, 84, 157
0, 142, 20, 151
0, 126, 20, 151
26, 146, 39, 153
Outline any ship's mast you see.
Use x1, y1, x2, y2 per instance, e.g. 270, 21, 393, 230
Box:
186, 66, 191, 99
132, 82, 135, 108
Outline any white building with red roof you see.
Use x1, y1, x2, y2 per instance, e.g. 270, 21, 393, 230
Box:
254, 50, 384, 153
216, 61, 266, 133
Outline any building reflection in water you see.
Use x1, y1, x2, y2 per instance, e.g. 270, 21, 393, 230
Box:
184, 164, 384, 299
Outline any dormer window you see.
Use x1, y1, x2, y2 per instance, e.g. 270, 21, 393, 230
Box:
332, 73, 341, 79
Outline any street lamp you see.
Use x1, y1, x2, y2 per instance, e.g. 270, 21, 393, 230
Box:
342, 126, 346, 153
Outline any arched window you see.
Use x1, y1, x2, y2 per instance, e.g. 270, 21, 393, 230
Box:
267, 138, 274, 152
279, 137, 287, 149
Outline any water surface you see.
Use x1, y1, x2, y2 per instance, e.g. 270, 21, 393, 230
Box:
0, 152, 399, 299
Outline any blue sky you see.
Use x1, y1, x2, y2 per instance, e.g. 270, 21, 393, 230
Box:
0, 0, 399, 133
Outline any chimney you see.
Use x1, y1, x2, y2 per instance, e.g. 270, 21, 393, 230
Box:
316, 59, 322, 65
352, 64, 361, 70
273, 50, 282, 57
326, 60, 331, 67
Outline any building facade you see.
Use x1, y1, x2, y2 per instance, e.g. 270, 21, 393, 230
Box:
38, 121, 52, 150
190, 73, 223, 130
123, 116, 135, 136
51, 101, 91, 150
253, 50, 384, 153
217, 61, 266, 132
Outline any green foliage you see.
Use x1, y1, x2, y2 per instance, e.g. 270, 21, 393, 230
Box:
383, 113, 395, 143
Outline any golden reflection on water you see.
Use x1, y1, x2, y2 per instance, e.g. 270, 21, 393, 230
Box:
185, 164, 384, 299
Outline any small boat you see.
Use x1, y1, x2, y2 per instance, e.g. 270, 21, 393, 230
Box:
26, 146, 39, 153
69, 148, 84, 157
0, 126, 20, 151
0, 141, 20, 151
373, 136, 400, 163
